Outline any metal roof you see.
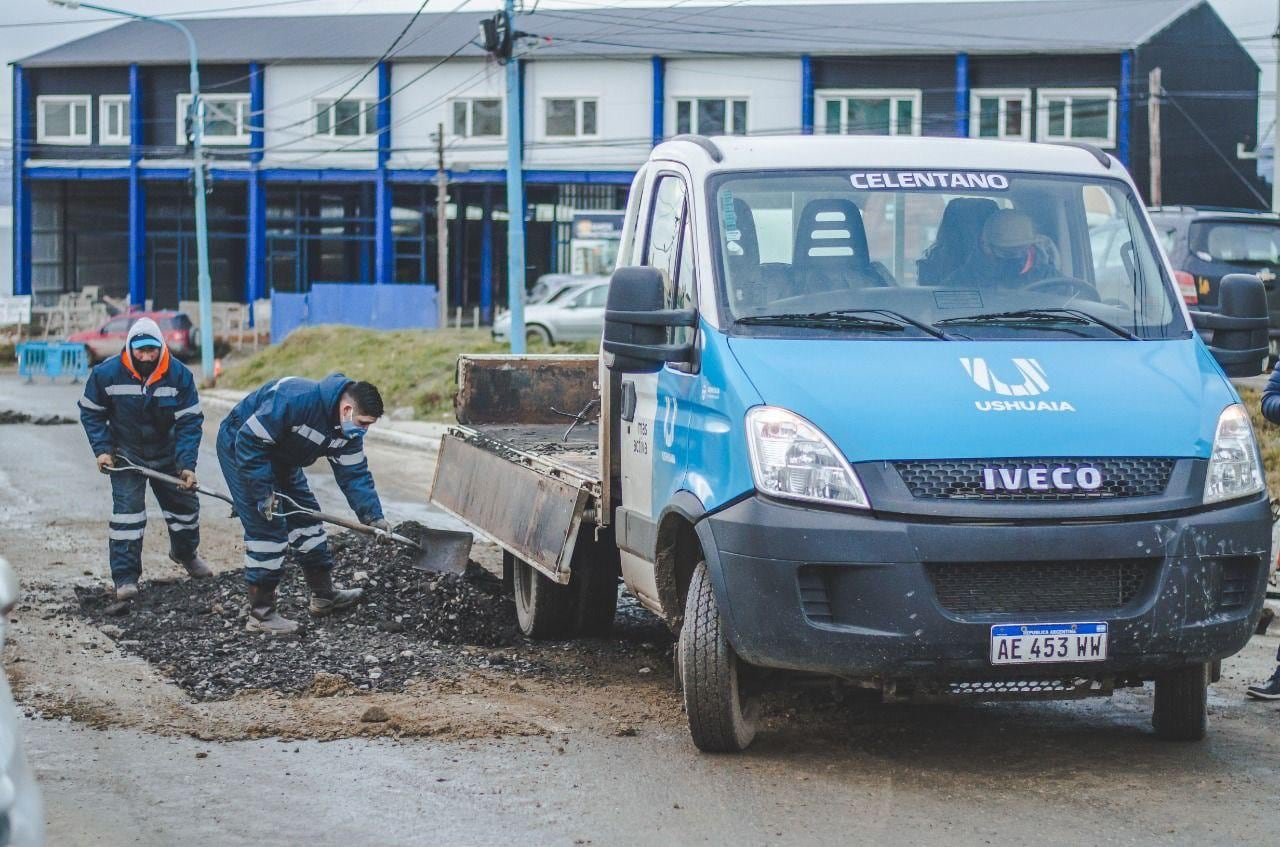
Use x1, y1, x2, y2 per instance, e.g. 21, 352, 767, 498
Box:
18, 0, 1203, 67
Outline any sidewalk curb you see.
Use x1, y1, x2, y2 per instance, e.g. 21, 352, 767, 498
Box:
201, 390, 444, 455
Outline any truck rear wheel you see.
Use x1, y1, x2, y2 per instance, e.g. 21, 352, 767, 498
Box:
1152, 662, 1208, 741
512, 555, 573, 639
680, 560, 757, 753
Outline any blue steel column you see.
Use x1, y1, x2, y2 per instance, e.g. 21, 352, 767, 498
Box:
12, 66, 31, 297
800, 55, 813, 135
374, 61, 392, 284
246, 62, 265, 314
128, 63, 146, 308
651, 56, 665, 146
480, 186, 493, 322
1117, 51, 1132, 167
955, 52, 969, 138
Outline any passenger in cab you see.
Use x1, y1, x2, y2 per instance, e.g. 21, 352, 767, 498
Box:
945, 209, 1059, 290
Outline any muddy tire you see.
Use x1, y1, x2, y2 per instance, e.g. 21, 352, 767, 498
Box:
680, 560, 756, 753
512, 556, 573, 639
1152, 663, 1208, 741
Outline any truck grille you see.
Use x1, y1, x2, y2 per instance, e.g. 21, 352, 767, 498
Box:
926, 559, 1153, 615
895, 458, 1175, 500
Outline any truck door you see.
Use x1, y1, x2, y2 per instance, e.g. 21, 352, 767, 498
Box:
618, 170, 697, 610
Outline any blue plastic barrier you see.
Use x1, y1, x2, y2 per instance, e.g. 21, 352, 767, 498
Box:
17, 342, 89, 383
271, 284, 439, 344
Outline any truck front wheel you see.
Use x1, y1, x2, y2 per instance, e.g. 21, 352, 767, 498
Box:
680, 560, 757, 752
512, 555, 573, 639
1152, 663, 1209, 741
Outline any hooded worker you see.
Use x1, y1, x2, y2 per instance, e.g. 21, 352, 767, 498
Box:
78, 317, 210, 600
216, 374, 389, 635
945, 209, 1058, 289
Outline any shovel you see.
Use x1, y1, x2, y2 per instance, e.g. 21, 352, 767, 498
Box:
108, 458, 472, 574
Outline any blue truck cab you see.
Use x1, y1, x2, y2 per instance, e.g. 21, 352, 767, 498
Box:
431, 135, 1274, 752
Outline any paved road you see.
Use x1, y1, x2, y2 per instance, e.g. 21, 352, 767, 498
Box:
3, 372, 1280, 846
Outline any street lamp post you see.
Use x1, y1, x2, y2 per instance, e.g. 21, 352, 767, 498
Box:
48, 0, 216, 385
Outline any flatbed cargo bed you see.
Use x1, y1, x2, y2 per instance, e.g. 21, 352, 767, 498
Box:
429, 355, 604, 584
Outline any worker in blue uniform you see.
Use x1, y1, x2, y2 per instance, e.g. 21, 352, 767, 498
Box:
1249, 373, 1280, 700
217, 373, 389, 635
78, 317, 211, 600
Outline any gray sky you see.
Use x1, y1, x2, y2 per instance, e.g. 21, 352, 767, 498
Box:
1, 0, 1275, 144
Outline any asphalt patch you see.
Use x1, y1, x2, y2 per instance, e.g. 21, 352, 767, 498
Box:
74, 522, 531, 700
0, 409, 77, 425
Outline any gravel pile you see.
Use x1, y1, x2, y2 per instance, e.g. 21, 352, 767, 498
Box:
0, 409, 77, 425
74, 522, 533, 700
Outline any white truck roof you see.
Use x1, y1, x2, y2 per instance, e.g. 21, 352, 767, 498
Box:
650, 135, 1120, 181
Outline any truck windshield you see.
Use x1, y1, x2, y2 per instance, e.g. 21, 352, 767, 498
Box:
711, 170, 1186, 340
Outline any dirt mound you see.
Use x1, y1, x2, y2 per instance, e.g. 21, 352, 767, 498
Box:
0, 409, 76, 425
74, 522, 533, 700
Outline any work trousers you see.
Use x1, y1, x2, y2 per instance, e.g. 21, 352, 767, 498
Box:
108, 461, 200, 586
216, 420, 331, 587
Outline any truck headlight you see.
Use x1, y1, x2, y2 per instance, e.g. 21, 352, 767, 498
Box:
746, 406, 869, 509
1203, 403, 1265, 505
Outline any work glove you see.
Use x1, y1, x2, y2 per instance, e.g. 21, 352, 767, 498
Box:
96, 454, 115, 474
178, 469, 198, 491
258, 493, 277, 520
369, 518, 393, 535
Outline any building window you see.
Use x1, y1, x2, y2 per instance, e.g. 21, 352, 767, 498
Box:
36, 95, 91, 145
99, 95, 131, 146
544, 98, 598, 138
1037, 88, 1116, 147
314, 97, 377, 138
452, 98, 503, 138
674, 98, 747, 136
818, 90, 920, 136
176, 93, 251, 145
969, 89, 1030, 141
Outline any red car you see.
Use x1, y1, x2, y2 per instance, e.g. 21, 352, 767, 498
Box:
69, 310, 197, 363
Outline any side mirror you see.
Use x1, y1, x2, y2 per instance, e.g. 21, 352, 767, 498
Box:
602, 267, 696, 373
1190, 273, 1269, 378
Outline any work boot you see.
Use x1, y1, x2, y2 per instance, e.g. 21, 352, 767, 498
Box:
114, 581, 139, 601
244, 583, 300, 636
303, 568, 363, 616
1246, 675, 1280, 701
170, 550, 213, 579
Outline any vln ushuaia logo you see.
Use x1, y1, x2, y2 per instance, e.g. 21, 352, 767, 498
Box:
961, 358, 1076, 413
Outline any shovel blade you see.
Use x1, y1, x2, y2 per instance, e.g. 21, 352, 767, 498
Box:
411, 527, 474, 574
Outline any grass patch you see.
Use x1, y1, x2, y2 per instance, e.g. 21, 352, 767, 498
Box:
220, 325, 597, 421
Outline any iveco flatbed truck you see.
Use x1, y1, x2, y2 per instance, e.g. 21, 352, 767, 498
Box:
430, 134, 1275, 752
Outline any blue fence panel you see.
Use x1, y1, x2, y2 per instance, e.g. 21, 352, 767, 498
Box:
270, 284, 439, 344
17, 342, 88, 383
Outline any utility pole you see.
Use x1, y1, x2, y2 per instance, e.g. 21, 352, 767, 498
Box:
435, 123, 449, 331
503, 0, 527, 354
49, 0, 215, 384
1148, 67, 1162, 207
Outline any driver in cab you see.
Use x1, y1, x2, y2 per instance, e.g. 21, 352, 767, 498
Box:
945, 209, 1058, 290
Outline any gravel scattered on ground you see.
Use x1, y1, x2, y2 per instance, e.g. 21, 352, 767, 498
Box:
0, 409, 77, 425
74, 522, 534, 700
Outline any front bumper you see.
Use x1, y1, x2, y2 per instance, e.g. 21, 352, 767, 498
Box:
701, 494, 1270, 684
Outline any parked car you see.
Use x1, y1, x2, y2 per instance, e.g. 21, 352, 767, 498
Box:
68, 310, 197, 363
493, 282, 610, 344
527, 273, 607, 305
1147, 206, 1280, 356
0, 557, 45, 846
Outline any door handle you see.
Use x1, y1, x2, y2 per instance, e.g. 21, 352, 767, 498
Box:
621, 381, 637, 422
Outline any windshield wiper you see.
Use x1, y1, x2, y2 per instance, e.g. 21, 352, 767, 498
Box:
737, 309, 953, 340
934, 308, 1138, 340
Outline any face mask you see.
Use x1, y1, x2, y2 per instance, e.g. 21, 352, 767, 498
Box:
341, 410, 367, 440
133, 354, 159, 377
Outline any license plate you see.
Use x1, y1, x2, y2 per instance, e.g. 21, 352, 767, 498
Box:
990, 622, 1108, 665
